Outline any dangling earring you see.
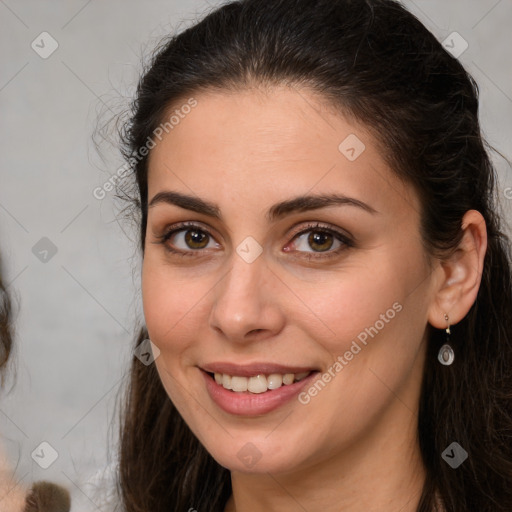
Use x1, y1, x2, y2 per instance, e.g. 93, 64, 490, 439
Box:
438, 313, 455, 365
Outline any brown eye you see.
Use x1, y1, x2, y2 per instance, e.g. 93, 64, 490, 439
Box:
307, 231, 334, 252
182, 229, 210, 249
159, 222, 221, 256
290, 229, 344, 254
285, 223, 354, 260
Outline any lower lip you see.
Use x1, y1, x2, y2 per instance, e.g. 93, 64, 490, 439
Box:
201, 370, 319, 416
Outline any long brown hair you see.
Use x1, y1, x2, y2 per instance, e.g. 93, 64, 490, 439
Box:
115, 1, 512, 510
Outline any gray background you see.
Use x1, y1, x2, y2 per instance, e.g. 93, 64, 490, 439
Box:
0, 1, 511, 510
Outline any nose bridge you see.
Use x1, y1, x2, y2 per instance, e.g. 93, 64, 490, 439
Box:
209, 248, 283, 341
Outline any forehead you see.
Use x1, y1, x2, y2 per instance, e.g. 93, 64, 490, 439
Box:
146, 86, 419, 219
150, 85, 364, 166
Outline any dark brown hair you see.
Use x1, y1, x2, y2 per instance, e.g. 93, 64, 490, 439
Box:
115, 0, 512, 510
0, 254, 13, 380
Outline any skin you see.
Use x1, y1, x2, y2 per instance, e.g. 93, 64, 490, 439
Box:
0, 446, 26, 512
141, 85, 487, 512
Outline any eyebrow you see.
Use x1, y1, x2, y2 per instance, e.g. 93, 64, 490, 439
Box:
148, 190, 378, 222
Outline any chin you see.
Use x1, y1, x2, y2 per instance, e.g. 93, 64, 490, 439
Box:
204, 436, 308, 475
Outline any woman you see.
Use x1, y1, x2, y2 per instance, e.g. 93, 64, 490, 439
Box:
0, 258, 71, 511
113, 0, 512, 510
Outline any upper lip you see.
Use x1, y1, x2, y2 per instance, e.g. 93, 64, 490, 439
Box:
201, 362, 318, 377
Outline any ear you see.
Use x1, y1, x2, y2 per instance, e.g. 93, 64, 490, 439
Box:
427, 209, 487, 329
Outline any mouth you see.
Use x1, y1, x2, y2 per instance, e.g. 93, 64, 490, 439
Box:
200, 366, 320, 415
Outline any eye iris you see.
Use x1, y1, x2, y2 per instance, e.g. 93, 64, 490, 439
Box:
185, 229, 208, 249
308, 231, 333, 252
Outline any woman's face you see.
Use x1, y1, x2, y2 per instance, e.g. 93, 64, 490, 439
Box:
142, 85, 437, 474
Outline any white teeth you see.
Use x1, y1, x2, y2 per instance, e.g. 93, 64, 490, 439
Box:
248, 375, 267, 393
267, 373, 283, 389
222, 374, 232, 390
212, 371, 312, 393
231, 376, 248, 392
282, 373, 294, 385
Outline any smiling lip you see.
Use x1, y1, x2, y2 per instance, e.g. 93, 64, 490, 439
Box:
200, 364, 319, 416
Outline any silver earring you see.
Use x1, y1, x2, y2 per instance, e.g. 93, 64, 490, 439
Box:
438, 313, 454, 365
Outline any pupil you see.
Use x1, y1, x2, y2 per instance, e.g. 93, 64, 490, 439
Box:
186, 230, 207, 248
309, 231, 333, 252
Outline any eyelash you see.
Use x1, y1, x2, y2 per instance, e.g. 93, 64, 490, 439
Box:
153, 221, 354, 261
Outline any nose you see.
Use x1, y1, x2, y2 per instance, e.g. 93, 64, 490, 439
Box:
208, 250, 286, 344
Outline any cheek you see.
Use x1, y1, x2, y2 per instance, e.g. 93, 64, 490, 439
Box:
297, 264, 403, 354
142, 259, 183, 345
313, 252, 429, 406
141, 257, 213, 353
298, 246, 427, 385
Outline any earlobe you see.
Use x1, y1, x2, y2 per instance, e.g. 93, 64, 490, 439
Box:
427, 209, 487, 329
